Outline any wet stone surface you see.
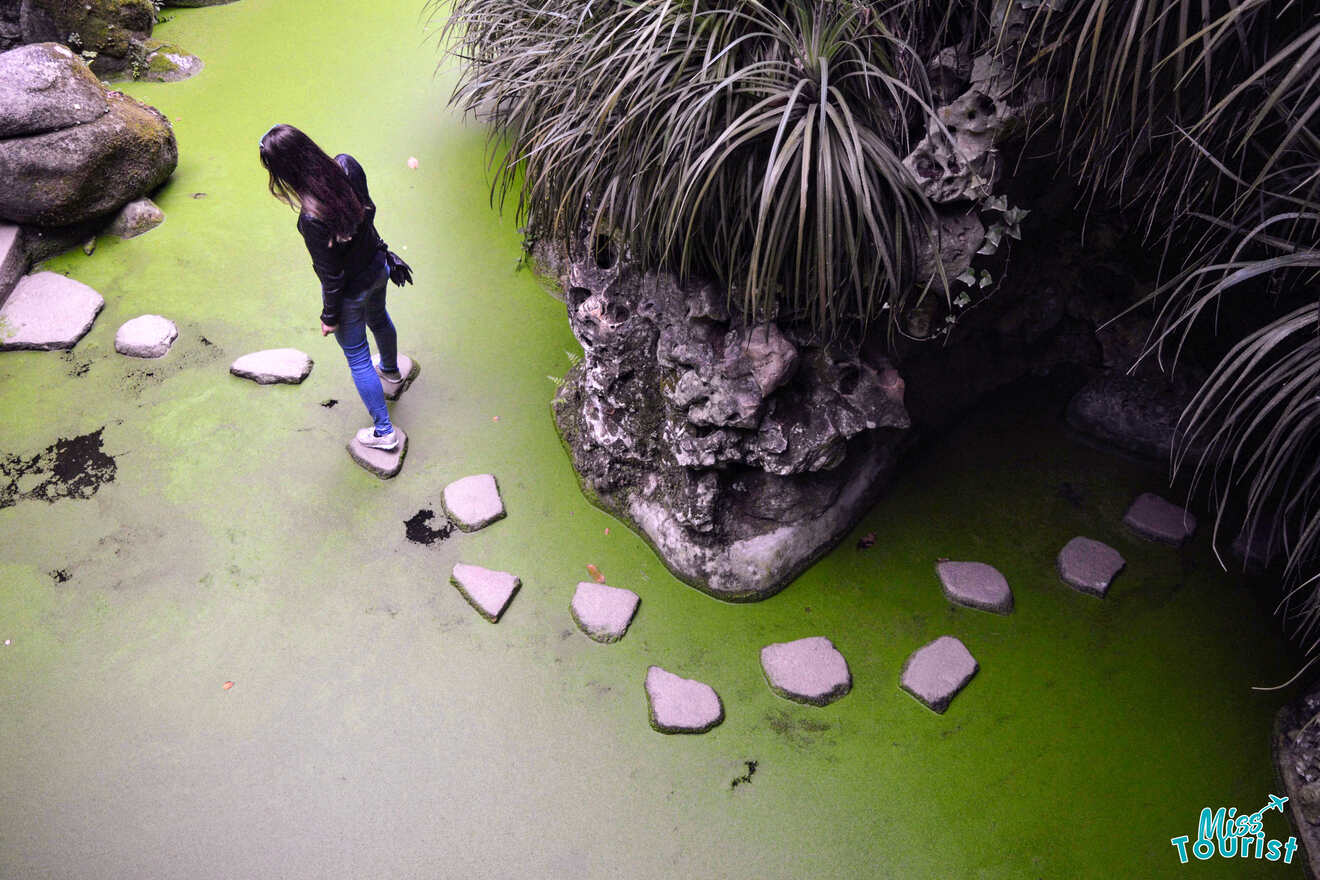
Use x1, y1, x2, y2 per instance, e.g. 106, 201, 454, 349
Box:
900, 635, 979, 714
450, 562, 521, 623
570, 581, 640, 643
0, 428, 116, 508
1057, 536, 1125, 597
1124, 493, 1197, 545
936, 561, 1013, 614
347, 429, 407, 480
0, 271, 103, 351
114, 314, 178, 358
230, 348, 313, 385
442, 474, 505, 532
645, 665, 724, 734
760, 636, 852, 706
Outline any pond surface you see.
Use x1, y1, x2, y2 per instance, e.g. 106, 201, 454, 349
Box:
0, 1, 1302, 877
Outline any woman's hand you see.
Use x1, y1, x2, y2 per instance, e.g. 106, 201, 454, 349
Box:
321, 322, 337, 337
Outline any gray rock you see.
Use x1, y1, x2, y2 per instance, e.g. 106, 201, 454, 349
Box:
900, 635, 978, 714
114, 313, 176, 358
1124, 493, 1197, 545
450, 563, 520, 623
137, 39, 203, 82
936, 560, 1013, 614
1065, 374, 1198, 462
549, 242, 911, 600
372, 352, 419, 401
0, 223, 24, 306
107, 198, 164, 239
569, 581, 640, 643
0, 43, 108, 139
162, 0, 239, 5
442, 474, 505, 532
18, 1, 156, 76
229, 348, 313, 385
0, 77, 176, 226
348, 429, 407, 480
644, 666, 723, 734
1057, 537, 1125, 597
0, 270, 102, 350
760, 636, 851, 706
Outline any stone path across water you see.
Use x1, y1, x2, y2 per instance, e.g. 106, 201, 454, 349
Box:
0, 271, 103, 350
230, 348, 313, 385
900, 636, 979, 714
760, 636, 852, 707
570, 581, 640, 644
1124, 492, 1197, 545
443, 473, 506, 532
451, 563, 521, 623
645, 666, 724, 734
1057, 536, 1125, 597
115, 314, 177, 358
936, 560, 1014, 614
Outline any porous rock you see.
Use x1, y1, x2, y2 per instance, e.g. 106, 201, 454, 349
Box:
137, 39, 203, 82
17, 1, 156, 76
900, 635, 978, 714
0, 270, 102, 350
347, 429, 408, 480
442, 473, 505, 532
0, 42, 107, 138
570, 581, 640, 643
107, 197, 164, 239
644, 666, 723, 734
450, 563, 520, 623
760, 636, 852, 706
0, 223, 23, 305
114, 313, 176, 358
0, 49, 177, 226
1124, 493, 1197, 546
1057, 536, 1125, 597
230, 348, 312, 384
936, 560, 1013, 614
1066, 374, 1198, 462
548, 242, 911, 601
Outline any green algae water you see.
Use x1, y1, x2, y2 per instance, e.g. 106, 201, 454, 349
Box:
0, 2, 1303, 877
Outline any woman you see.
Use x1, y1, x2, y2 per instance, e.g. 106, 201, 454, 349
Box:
258, 123, 409, 451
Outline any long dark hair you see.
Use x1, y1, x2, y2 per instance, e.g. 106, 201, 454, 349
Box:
258, 124, 364, 242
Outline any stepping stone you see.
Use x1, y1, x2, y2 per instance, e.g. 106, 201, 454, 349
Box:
1124, 493, 1196, 545
371, 353, 420, 401
443, 474, 505, 532
347, 428, 407, 480
1057, 536, 1125, 597
114, 314, 177, 358
644, 666, 723, 734
230, 348, 313, 385
760, 636, 852, 706
0, 271, 103, 350
935, 561, 1013, 614
450, 563, 521, 623
570, 581, 640, 643
900, 635, 978, 714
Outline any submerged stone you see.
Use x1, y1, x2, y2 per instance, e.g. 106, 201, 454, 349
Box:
645, 666, 723, 734
0, 271, 103, 350
372, 352, 419, 401
114, 314, 177, 358
936, 560, 1013, 614
760, 636, 852, 706
230, 348, 312, 384
450, 563, 520, 623
1057, 536, 1125, 597
570, 581, 640, 643
1123, 493, 1196, 545
442, 473, 505, 532
900, 636, 978, 714
107, 197, 164, 239
347, 429, 407, 480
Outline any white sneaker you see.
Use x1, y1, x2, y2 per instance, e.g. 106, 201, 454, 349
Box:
355, 427, 398, 451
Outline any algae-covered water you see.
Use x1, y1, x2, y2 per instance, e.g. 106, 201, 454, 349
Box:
0, 2, 1303, 877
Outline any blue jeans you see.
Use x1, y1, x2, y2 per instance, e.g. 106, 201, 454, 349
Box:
334, 271, 398, 435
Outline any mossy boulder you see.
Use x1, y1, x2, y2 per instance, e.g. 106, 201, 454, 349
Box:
162, 0, 238, 5
138, 38, 202, 82
0, 42, 107, 138
19, 0, 156, 75
0, 44, 176, 225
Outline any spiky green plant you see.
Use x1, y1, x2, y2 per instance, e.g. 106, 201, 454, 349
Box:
435, 0, 937, 334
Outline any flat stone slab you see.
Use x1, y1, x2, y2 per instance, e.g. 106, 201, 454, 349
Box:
372, 353, 419, 401
347, 429, 407, 480
0, 271, 103, 351
442, 474, 506, 532
1124, 492, 1197, 545
760, 636, 852, 706
900, 636, 978, 714
114, 314, 177, 358
230, 348, 313, 385
645, 666, 723, 734
570, 581, 640, 643
450, 563, 521, 623
1057, 536, 1125, 597
935, 561, 1014, 614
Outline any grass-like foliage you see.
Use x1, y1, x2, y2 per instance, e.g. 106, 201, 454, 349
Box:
436, 0, 936, 334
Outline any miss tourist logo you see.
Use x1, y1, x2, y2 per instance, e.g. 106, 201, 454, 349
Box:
1170, 794, 1299, 865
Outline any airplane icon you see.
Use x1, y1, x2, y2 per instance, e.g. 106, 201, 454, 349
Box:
1267, 794, 1289, 814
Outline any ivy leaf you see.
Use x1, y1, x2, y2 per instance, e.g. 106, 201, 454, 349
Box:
953, 291, 971, 308
979, 269, 994, 288
955, 268, 977, 287
977, 240, 999, 256
983, 195, 1008, 212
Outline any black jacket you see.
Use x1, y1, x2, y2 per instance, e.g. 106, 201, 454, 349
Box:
298, 153, 388, 325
